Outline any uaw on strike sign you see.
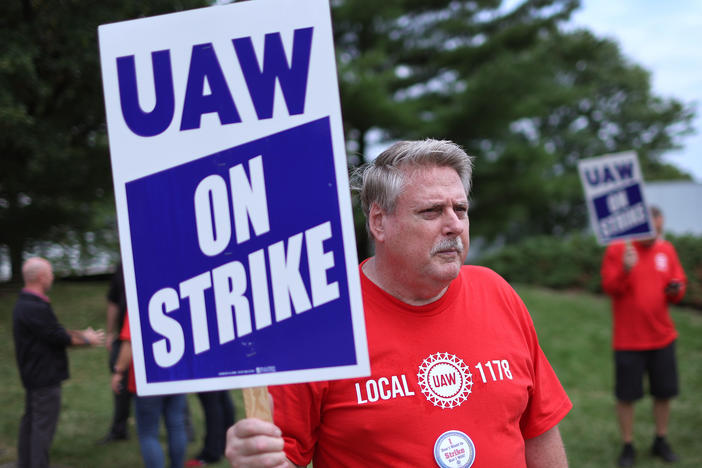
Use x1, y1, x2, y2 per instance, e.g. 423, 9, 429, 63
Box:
577, 151, 655, 245
98, 0, 369, 395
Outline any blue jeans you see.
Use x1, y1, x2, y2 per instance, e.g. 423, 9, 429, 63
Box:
135, 394, 187, 468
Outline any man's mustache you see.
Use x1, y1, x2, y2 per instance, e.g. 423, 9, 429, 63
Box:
431, 237, 464, 255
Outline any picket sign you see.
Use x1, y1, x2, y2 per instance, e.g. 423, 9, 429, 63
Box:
98, 0, 369, 404
577, 151, 655, 245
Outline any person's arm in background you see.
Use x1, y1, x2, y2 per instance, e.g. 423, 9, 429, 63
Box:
525, 425, 568, 468
111, 308, 132, 393
68, 328, 105, 346
105, 262, 125, 352
664, 244, 687, 303
26, 303, 104, 347
601, 242, 635, 297
105, 301, 119, 352
110, 339, 132, 393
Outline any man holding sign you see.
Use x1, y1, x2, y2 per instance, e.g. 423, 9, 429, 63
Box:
601, 206, 687, 466
225, 140, 572, 467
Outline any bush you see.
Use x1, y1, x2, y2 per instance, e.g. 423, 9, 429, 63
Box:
670, 234, 702, 309
477, 233, 702, 309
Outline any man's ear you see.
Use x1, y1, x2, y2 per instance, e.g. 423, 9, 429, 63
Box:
368, 203, 386, 243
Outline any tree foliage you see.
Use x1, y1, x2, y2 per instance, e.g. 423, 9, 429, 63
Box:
0, 0, 695, 277
0, 0, 208, 280
332, 0, 694, 252
465, 29, 694, 241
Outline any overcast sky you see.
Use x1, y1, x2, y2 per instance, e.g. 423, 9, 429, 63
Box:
570, 0, 702, 182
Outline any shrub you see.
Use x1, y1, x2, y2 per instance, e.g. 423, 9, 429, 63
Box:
670, 234, 702, 309
477, 233, 702, 309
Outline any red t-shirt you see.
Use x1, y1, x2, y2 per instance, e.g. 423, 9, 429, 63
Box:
269, 264, 572, 467
119, 311, 137, 394
601, 239, 687, 350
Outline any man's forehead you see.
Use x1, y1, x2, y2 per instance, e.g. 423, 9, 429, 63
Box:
26, 257, 49, 269
399, 167, 467, 204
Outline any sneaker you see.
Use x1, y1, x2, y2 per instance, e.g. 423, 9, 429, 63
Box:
652, 437, 679, 462
618, 443, 635, 467
185, 460, 207, 467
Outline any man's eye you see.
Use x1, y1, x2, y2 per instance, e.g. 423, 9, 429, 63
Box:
454, 206, 468, 217
420, 207, 441, 217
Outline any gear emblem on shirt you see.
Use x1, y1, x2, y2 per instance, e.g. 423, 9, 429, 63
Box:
655, 252, 669, 272
417, 352, 473, 409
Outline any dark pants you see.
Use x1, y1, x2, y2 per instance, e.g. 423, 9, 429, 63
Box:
615, 340, 679, 401
108, 339, 132, 437
195, 391, 235, 462
18, 385, 62, 468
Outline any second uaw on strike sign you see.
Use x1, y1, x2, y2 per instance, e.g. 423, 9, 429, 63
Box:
98, 0, 369, 396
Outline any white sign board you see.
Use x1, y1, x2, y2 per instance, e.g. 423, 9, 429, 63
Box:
577, 151, 655, 245
98, 0, 369, 395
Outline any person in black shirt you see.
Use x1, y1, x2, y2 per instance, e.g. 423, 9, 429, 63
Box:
12, 257, 104, 468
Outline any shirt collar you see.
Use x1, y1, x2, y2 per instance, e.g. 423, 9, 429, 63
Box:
22, 288, 51, 303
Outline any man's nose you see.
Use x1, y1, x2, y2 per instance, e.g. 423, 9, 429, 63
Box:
442, 210, 466, 236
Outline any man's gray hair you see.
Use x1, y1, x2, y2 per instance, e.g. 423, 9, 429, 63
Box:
352, 139, 474, 224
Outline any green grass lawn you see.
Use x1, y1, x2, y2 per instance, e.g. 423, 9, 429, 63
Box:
519, 286, 702, 468
0, 279, 700, 467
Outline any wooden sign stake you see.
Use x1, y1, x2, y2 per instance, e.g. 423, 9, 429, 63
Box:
243, 386, 273, 422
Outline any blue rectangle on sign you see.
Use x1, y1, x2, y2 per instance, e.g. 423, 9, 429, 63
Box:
126, 117, 356, 383
592, 183, 651, 241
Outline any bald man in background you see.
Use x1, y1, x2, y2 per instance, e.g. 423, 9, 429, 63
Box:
12, 257, 105, 468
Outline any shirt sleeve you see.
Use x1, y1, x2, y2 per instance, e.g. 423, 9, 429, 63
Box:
269, 381, 327, 466
601, 242, 630, 297
509, 287, 572, 439
666, 244, 688, 303
107, 264, 125, 303
24, 302, 72, 347
519, 343, 573, 439
119, 311, 131, 341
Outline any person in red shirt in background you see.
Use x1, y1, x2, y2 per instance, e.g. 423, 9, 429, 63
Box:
601, 206, 687, 466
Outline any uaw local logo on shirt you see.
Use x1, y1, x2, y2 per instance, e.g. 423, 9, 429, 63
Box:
655, 252, 669, 272
418, 352, 473, 409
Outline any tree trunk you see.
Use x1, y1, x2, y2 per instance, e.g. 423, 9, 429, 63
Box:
8, 238, 25, 284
